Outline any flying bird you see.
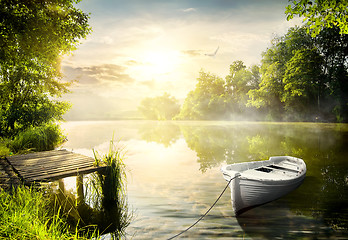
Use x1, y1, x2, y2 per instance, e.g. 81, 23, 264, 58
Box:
204, 46, 219, 57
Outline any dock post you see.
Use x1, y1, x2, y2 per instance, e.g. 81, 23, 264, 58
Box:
76, 173, 84, 205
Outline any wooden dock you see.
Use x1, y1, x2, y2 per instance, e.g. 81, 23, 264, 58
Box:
6, 149, 106, 184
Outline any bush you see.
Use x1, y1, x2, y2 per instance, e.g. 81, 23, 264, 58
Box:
9, 123, 65, 153
0, 138, 11, 157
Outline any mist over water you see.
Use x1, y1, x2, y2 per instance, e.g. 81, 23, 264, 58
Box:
61, 120, 348, 239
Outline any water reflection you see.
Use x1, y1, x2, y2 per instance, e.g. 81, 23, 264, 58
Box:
139, 122, 348, 232
45, 170, 131, 238
138, 121, 181, 147
61, 121, 348, 238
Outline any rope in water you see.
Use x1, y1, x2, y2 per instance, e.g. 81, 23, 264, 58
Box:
167, 174, 239, 240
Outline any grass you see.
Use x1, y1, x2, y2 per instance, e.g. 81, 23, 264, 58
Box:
0, 133, 131, 239
1, 122, 65, 158
36, 138, 132, 239
89, 138, 132, 238
9, 122, 65, 153
0, 138, 11, 157
0, 185, 97, 240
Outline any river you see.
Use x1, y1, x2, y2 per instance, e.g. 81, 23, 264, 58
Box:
60, 120, 348, 239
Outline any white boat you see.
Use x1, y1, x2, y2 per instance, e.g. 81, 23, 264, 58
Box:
221, 156, 306, 215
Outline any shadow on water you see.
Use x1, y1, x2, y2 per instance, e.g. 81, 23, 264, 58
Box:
236, 176, 346, 239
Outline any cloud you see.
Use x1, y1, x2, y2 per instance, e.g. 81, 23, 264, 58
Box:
126, 59, 141, 66
182, 8, 197, 13
139, 79, 156, 88
63, 64, 135, 86
181, 49, 202, 57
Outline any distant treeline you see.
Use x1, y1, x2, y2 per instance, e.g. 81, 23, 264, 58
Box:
139, 26, 348, 123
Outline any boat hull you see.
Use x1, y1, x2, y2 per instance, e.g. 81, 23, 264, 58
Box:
221, 156, 306, 215
230, 174, 305, 215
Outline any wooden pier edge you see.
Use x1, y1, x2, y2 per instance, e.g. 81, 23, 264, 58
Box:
5, 149, 106, 184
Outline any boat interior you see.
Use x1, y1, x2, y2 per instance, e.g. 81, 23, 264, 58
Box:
242, 159, 303, 179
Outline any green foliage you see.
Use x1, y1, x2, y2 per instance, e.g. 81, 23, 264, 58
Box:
0, 0, 91, 137
0, 96, 71, 137
138, 121, 181, 147
176, 26, 346, 122
0, 138, 11, 157
177, 64, 260, 120
9, 122, 65, 153
225, 62, 260, 116
141, 27, 346, 123
177, 70, 227, 120
248, 27, 315, 119
90, 139, 132, 238
248, 26, 348, 122
138, 93, 180, 120
0, 185, 77, 240
282, 48, 324, 120
286, 0, 348, 36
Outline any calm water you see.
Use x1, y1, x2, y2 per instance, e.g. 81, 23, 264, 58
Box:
61, 120, 348, 239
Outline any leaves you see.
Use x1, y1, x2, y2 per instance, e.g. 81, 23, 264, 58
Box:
0, 0, 90, 137
138, 93, 180, 120
177, 64, 260, 120
286, 0, 348, 36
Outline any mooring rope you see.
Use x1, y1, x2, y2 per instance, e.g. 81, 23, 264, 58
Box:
167, 174, 239, 240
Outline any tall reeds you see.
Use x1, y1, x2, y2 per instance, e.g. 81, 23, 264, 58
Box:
89, 138, 132, 238
45, 139, 132, 239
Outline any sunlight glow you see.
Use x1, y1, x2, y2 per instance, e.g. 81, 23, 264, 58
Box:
140, 49, 181, 76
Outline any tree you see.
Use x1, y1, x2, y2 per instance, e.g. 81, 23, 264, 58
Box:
315, 27, 348, 122
138, 93, 180, 120
248, 25, 348, 122
177, 70, 226, 120
225, 61, 260, 117
247, 27, 317, 120
286, 0, 348, 36
282, 48, 324, 120
0, 0, 91, 137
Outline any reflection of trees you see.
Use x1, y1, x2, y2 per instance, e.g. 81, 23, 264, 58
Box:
179, 123, 276, 171
180, 125, 230, 172
180, 122, 348, 231
180, 123, 295, 171
138, 121, 181, 147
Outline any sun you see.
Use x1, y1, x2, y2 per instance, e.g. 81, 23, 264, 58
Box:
141, 49, 181, 76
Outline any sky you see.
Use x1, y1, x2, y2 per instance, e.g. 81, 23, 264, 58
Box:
61, 0, 303, 120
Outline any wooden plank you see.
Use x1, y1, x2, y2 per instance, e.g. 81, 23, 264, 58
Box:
15, 159, 102, 175
7, 150, 70, 161
8, 150, 94, 166
19, 161, 102, 178
10, 155, 94, 168
26, 166, 107, 182
6, 150, 66, 160
6, 150, 106, 183
16, 161, 95, 173
8, 153, 94, 165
